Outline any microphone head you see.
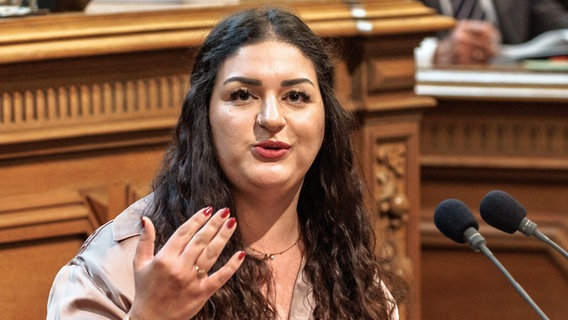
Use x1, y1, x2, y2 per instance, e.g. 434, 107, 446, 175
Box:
434, 199, 479, 244
480, 190, 527, 234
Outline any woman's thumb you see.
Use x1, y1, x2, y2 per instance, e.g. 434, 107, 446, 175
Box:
134, 216, 156, 270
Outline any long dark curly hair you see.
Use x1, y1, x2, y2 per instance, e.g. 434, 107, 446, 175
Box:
147, 6, 397, 320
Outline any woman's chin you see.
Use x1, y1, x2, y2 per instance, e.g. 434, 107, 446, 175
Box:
251, 176, 289, 188
242, 173, 298, 191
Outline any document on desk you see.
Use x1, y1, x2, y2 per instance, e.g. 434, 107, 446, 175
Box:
492, 29, 568, 66
522, 58, 568, 72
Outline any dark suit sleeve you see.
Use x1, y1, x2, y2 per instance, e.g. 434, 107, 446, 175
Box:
423, 0, 568, 44
421, 0, 443, 14
529, 0, 568, 38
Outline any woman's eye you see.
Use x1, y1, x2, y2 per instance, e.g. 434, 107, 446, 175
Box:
230, 89, 252, 102
286, 91, 310, 103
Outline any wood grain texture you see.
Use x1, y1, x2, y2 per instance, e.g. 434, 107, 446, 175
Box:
0, 1, 448, 319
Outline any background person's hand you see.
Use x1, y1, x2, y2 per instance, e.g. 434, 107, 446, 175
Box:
129, 207, 245, 320
434, 20, 501, 66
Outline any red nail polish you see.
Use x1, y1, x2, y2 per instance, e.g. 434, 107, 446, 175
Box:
226, 217, 236, 229
140, 217, 145, 228
238, 251, 246, 260
203, 206, 213, 217
220, 208, 230, 218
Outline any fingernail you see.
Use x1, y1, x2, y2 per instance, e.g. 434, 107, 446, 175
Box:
238, 251, 246, 260
140, 216, 146, 228
220, 207, 230, 219
203, 206, 213, 217
226, 217, 236, 229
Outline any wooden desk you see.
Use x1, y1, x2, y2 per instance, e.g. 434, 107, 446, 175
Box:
417, 67, 568, 320
0, 2, 452, 319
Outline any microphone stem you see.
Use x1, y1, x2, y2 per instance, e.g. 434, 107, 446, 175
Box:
479, 244, 550, 320
533, 230, 568, 260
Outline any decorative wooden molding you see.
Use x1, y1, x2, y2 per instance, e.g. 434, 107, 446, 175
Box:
0, 182, 149, 245
355, 116, 422, 319
1, 74, 185, 144
374, 141, 414, 284
368, 56, 417, 93
418, 68, 568, 172
0, 189, 94, 244
347, 36, 438, 112
0, 1, 453, 65
421, 112, 568, 170
416, 68, 568, 101
0, 73, 185, 161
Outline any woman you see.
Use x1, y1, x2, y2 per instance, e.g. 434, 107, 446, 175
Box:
47, 6, 399, 320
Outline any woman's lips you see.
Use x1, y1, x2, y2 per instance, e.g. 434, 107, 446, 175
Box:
253, 140, 291, 159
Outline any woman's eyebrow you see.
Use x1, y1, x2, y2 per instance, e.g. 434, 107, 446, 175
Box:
223, 77, 262, 86
222, 77, 314, 87
281, 78, 314, 87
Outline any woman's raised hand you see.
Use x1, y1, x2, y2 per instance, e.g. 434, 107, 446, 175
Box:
129, 207, 245, 320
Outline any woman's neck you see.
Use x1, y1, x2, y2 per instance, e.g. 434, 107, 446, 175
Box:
233, 187, 302, 252
233, 186, 305, 320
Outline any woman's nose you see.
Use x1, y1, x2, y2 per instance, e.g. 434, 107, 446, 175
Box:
258, 95, 285, 130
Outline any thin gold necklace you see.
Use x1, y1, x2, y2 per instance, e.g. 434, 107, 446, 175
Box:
246, 234, 301, 261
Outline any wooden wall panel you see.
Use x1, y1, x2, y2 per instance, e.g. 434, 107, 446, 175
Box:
344, 30, 438, 319
421, 246, 568, 320
417, 68, 568, 319
0, 151, 165, 319
357, 112, 424, 320
0, 237, 87, 320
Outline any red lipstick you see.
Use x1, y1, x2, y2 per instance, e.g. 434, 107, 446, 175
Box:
253, 140, 291, 159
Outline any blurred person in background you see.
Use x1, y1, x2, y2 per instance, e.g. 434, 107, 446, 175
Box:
416, 0, 568, 67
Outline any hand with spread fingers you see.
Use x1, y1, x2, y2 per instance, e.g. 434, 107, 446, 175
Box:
129, 208, 245, 320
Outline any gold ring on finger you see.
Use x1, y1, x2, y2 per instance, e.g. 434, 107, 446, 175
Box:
194, 265, 207, 278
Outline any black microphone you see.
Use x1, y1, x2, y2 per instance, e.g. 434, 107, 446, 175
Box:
434, 199, 550, 320
434, 198, 485, 251
480, 190, 568, 260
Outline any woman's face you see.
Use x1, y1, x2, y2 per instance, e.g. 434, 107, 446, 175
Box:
209, 40, 325, 195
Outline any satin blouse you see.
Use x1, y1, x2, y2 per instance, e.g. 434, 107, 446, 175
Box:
47, 196, 398, 320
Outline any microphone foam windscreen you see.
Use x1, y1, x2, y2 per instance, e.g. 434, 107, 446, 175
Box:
479, 190, 527, 234
434, 199, 479, 244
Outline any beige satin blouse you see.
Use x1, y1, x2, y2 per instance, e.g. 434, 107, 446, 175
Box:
47, 196, 398, 320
